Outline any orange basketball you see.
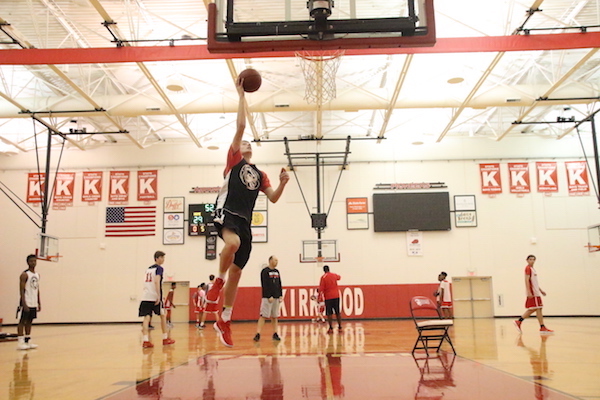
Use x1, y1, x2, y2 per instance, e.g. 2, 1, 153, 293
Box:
239, 68, 262, 92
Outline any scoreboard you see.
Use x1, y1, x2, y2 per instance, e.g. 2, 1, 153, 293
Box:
188, 203, 216, 236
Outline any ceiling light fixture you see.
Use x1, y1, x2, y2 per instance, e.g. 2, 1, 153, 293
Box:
166, 77, 184, 92
447, 77, 464, 84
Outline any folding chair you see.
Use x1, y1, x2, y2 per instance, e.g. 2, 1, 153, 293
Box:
410, 296, 456, 355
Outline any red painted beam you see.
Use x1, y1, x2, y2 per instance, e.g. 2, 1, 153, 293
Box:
0, 32, 599, 65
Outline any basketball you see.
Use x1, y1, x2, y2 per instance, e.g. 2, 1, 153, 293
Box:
239, 68, 262, 92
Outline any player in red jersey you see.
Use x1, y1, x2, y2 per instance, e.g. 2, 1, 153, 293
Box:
514, 255, 553, 334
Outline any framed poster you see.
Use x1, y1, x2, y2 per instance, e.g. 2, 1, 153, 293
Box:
455, 211, 477, 227
163, 213, 184, 228
163, 228, 185, 245
163, 196, 185, 213
347, 213, 369, 230
454, 195, 476, 211
251, 226, 268, 243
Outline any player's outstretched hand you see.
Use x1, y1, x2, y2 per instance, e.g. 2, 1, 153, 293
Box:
235, 76, 245, 97
279, 167, 290, 185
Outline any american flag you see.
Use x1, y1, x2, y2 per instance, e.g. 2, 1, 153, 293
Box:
105, 206, 156, 237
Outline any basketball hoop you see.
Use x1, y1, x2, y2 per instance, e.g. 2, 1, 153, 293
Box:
585, 244, 600, 252
316, 256, 325, 264
296, 50, 344, 104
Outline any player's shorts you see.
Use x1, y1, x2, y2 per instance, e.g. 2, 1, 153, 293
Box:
138, 301, 162, 317
440, 301, 453, 308
214, 210, 252, 269
260, 298, 281, 318
325, 298, 340, 316
19, 307, 37, 322
525, 296, 543, 310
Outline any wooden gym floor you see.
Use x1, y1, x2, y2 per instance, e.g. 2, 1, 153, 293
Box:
1, 318, 598, 400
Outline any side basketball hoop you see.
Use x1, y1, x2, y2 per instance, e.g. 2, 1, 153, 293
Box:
296, 50, 344, 104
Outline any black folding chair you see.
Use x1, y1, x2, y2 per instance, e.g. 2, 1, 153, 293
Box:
410, 296, 456, 355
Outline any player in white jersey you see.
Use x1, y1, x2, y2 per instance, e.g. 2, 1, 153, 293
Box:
514, 255, 554, 334
138, 251, 175, 348
435, 271, 453, 318
17, 255, 41, 350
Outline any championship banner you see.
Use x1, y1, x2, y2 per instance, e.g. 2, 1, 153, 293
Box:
137, 170, 158, 201
536, 162, 558, 192
565, 161, 590, 195
82, 171, 103, 202
109, 171, 130, 203
508, 163, 530, 193
53, 172, 75, 204
479, 163, 502, 194
26, 173, 45, 203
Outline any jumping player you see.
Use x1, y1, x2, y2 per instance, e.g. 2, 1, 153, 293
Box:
514, 255, 553, 334
206, 77, 290, 347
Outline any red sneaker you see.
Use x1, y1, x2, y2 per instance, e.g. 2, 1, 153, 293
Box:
214, 320, 233, 347
142, 341, 154, 348
162, 338, 176, 345
206, 278, 224, 302
540, 326, 554, 334
513, 320, 522, 333
327, 328, 334, 335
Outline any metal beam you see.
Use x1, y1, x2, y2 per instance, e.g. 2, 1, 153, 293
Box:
2, 32, 600, 65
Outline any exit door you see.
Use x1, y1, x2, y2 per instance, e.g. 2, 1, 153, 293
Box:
162, 281, 190, 323
452, 276, 494, 318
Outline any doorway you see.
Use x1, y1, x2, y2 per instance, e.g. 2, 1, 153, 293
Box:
452, 276, 494, 318
161, 281, 190, 323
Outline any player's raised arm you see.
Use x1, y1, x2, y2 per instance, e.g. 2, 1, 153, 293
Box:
264, 168, 290, 203
231, 77, 246, 153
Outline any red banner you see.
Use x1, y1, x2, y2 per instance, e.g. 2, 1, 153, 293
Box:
26, 173, 45, 203
536, 162, 558, 192
565, 161, 589, 195
82, 171, 103, 202
479, 163, 502, 194
508, 163, 530, 193
53, 172, 75, 204
109, 171, 130, 203
346, 197, 368, 213
137, 170, 158, 201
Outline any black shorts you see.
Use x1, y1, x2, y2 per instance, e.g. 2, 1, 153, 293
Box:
325, 298, 340, 316
215, 210, 252, 269
138, 301, 162, 317
19, 308, 37, 323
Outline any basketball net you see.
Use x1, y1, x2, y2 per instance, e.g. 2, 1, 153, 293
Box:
296, 50, 344, 104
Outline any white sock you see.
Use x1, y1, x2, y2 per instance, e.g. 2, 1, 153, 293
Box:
163, 333, 168, 340
221, 307, 233, 322
143, 335, 149, 342
218, 273, 226, 280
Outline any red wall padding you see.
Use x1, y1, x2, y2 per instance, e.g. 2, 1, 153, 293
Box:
189, 284, 439, 321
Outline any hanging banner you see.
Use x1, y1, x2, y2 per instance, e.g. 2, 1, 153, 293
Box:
53, 172, 75, 204
536, 162, 558, 192
82, 171, 103, 202
137, 170, 158, 201
109, 171, 130, 204
26, 173, 45, 203
508, 163, 531, 194
565, 161, 589, 195
479, 163, 502, 194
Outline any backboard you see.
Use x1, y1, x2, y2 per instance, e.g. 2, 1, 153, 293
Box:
587, 223, 600, 252
207, 0, 436, 53
36, 233, 60, 262
300, 239, 340, 263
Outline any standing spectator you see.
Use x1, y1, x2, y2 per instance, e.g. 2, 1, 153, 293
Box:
138, 251, 175, 348
514, 255, 554, 334
254, 256, 283, 342
205, 77, 289, 347
435, 272, 453, 319
193, 283, 206, 328
17, 254, 41, 350
164, 282, 177, 327
319, 265, 342, 334
199, 275, 216, 329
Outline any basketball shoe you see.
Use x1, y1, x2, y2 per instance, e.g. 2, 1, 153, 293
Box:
214, 320, 233, 347
162, 338, 176, 345
513, 320, 522, 333
142, 341, 154, 348
205, 277, 225, 312
272, 333, 281, 341
540, 326, 554, 334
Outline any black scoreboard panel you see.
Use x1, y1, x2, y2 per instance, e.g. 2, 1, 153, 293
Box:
188, 203, 217, 236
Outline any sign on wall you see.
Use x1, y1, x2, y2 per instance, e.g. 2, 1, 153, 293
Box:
479, 163, 502, 194
508, 163, 531, 194
536, 162, 558, 192
109, 171, 130, 204
137, 170, 158, 201
82, 171, 103, 203
565, 161, 589, 195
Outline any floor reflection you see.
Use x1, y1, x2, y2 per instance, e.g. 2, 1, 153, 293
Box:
9, 353, 34, 400
517, 334, 553, 400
